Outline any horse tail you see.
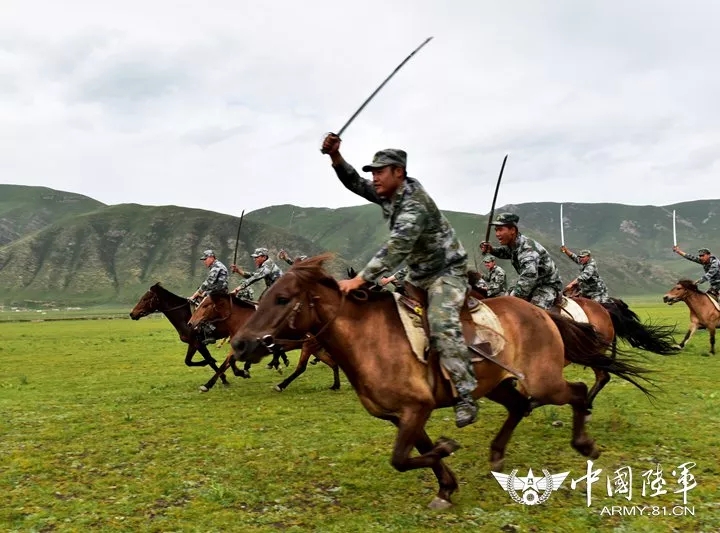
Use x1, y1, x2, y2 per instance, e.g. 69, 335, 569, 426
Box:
602, 298, 679, 355
549, 313, 657, 400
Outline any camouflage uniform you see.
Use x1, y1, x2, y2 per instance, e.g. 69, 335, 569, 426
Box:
234, 286, 255, 301
489, 213, 563, 310
390, 266, 408, 291
682, 248, 720, 296
235, 247, 283, 294
565, 249, 611, 303
195, 250, 229, 344
334, 149, 477, 427
481, 256, 507, 297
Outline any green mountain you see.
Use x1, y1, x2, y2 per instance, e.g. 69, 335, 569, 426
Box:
0, 184, 104, 246
1, 184, 717, 306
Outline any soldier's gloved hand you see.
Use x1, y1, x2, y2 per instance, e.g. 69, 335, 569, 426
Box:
321, 133, 341, 155
479, 242, 492, 254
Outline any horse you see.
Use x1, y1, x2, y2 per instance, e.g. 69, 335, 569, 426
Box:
129, 283, 230, 386
663, 279, 719, 355
231, 255, 654, 509
188, 292, 341, 392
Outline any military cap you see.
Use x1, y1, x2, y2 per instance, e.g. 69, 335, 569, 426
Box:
698, 248, 711, 255
251, 247, 270, 258
578, 250, 592, 257
200, 249, 215, 260
361, 149, 407, 172
489, 212, 520, 227
482, 254, 496, 263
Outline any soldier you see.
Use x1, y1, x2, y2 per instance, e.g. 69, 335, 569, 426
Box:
190, 249, 229, 344
321, 133, 478, 428
673, 246, 720, 298
278, 249, 309, 266
230, 247, 283, 299
480, 255, 507, 297
480, 213, 563, 310
560, 247, 611, 303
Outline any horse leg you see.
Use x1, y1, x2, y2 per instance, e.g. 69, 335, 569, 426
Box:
586, 369, 611, 412
320, 352, 341, 391
679, 323, 698, 349
199, 352, 235, 392
229, 357, 252, 379
566, 381, 600, 459
707, 326, 716, 356
196, 345, 229, 385
611, 337, 617, 360
485, 378, 531, 472
184, 345, 210, 367
274, 344, 312, 392
388, 408, 461, 509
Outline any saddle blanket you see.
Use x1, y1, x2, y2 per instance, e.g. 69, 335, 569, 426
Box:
558, 296, 588, 323
392, 292, 506, 363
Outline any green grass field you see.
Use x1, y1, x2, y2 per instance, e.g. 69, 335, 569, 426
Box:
1, 303, 718, 532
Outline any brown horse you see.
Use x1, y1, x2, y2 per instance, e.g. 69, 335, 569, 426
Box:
663, 279, 719, 355
129, 283, 229, 386
188, 292, 341, 392
231, 255, 654, 509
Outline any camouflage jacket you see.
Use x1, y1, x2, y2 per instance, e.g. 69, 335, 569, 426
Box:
237, 258, 283, 290
492, 234, 563, 299
568, 253, 610, 301
198, 259, 229, 294
481, 265, 507, 297
334, 161, 467, 288
683, 253, 720, 290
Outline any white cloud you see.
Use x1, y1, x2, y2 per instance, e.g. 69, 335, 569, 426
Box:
1, 0, 719, 218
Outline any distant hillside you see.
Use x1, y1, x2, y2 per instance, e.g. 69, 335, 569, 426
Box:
0, 184, 104, 246
1, 184, 718, 305
0, 202, 331, 306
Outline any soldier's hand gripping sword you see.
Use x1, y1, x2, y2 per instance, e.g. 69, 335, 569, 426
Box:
320, 37, 433, 153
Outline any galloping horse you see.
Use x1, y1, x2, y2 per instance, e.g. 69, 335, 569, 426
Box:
129, 283, 229, 386
188, 292, 341, 392
663, 279, 719, 355
231, 255, 654, 509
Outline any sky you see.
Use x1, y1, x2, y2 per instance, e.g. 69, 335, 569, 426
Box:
2, 0, 719, 217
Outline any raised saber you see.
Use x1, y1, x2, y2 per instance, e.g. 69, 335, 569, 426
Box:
560, 204, 565, 246
484, 154, 509, 243
321, 37, 434, 152
672, 210, 677, 246
232, 210, 245, 266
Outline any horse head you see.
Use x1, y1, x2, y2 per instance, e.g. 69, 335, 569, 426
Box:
232, 253, 338, 363
663, 279, 698, 305
129, 283, 162, 319
188, 292, 231, 330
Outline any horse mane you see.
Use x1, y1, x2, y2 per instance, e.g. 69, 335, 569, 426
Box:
678, 279, 700, 292
150, 282, 187, 304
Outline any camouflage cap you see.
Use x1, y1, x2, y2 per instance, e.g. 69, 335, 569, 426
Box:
200, 249, 216, 260
578, 250, 592, 257
489, 212, 519, 227
482, 254, 496, 263
251, 247, 269, 258
361, 149, 407, 172
698, 248, 711, 255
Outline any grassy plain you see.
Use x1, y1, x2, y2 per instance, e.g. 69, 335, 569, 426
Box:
1, 302, 718, 532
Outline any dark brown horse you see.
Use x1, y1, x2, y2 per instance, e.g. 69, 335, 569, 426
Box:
129, 283, 230, 385
231, 255, 654, 509
663, 279, 719, 355
188, 292, 341, 392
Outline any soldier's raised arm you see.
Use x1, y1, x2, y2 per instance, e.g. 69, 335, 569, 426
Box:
322, 134, 382, 205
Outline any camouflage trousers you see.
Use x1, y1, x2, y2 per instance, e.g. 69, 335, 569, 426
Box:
526, 285, 561, 310
580, 287, 611, 304
426, 273, 477, 397
236, 287, 254, 301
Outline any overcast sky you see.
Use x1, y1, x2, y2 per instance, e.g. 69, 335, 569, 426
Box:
2, 0, 719, 217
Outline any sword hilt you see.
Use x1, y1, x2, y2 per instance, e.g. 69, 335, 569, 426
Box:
320, 132, 341, 154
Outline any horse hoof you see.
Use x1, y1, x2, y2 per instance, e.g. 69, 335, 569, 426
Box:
199, 385, 209, 393
274, 385, 283, 392
428, 497, 452, 510
584, 413, 592, 423
490, 459, 505, 472
590, 447, 601, 459
435, 437, 462, 456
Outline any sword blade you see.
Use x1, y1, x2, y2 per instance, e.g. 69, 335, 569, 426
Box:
232, 210, 245, 266
560, 204, 565, 246
484, 154, 509, 243
673, 210, 677, 246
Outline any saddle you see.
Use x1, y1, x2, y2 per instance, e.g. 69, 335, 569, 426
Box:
395, 283, 509, 396
705, 292, 720, 311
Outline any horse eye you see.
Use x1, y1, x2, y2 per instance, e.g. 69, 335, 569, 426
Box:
276, 296, 290, 306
